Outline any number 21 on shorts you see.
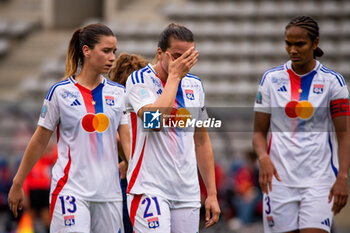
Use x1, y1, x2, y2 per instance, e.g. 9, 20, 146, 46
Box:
142, 197, 161, 229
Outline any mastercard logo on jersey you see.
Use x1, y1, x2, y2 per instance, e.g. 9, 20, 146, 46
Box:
285, 100, 314, 119
81, 113, 109, 133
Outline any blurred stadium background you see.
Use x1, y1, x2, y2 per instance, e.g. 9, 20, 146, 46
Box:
0, 0, 349, 232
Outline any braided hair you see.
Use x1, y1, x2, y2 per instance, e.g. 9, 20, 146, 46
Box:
286, 16, 324, 58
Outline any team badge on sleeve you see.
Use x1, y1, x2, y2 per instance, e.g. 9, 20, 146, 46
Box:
256, 92, 262, 104
40, 105, 47, 118
105, 96, 115, 106
185, 89, 195, 100
147, 217, 160, 229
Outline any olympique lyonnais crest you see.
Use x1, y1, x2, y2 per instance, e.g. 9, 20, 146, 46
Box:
147, 217, 160, 229
64, 215, 75, 226
267, 216, 274, 227
185, 89, 195, 100
105, 96, 115, 106
313, 84, 324, 94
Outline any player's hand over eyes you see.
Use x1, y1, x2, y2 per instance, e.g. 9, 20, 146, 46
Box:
167, 47, 198, 80
8, 183, 24, 218
258, 155, 281, 194
329, 175, 348, 215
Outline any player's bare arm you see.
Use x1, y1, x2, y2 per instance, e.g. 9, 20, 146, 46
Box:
8, 126, 53, 217
329, 115, 350, 215
253, 112, 281, 194
194, 127, 220, 228
118, 124, 131, 162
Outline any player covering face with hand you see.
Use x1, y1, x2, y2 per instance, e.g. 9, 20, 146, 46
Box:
125, 23, 220, 233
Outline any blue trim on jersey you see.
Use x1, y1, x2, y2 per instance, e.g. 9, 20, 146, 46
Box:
134, 70, 140, 83
328, 133, 338, 177
46, 80, 70, 101
186, 73, 201, 82
68, 76, 76, 84
135, 69, 140, 83
176, 80, 186, 108
137, 67, 148, 84
147, 64, 156, 75
259, 65, 284, 86
131, 72, 136, 84
320, 67, 345, 87
186, 73, 205, 91
140, 67, 147, 83
130, 67, 148, 84
106, 80, 125, 89
299, 70, 317, 101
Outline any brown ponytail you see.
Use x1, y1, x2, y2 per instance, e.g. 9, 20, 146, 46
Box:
65, 29, 82, 77
64, 23, 115, 78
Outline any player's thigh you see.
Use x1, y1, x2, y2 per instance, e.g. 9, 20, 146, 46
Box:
299, 186, 333, 233
170, 207, 200, 233
90, 201, 124, 233
263, 186, 300, 233
127, 194, 170, 233
50, 194, 90, 233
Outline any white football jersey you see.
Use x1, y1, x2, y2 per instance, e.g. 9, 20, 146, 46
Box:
254, 60, 349, 187
125, 64, 208, 201
38, 76, 128, 206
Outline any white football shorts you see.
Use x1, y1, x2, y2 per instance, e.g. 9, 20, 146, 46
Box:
127, 193, 200, 233
50, 194, 124, 233
263, 185, 333, 233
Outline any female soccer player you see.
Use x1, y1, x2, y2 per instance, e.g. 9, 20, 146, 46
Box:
8, 23, 130, 233
125, 23, 220, 233
253, 16, 350, 233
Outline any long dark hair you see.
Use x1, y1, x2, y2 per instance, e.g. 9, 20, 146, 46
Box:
65, 23, 114, 77
285, 16, 323, 58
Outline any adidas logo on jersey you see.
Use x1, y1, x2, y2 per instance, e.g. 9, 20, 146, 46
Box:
321, 218, 331, 227
277, 86, 287, 92
70, 99, 81, 106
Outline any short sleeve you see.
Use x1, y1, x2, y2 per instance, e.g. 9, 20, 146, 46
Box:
254, 73, 271, 114
329, 73, 350, 118
126, 74, 157, 114
37, 89, 60, 131
120, 112, 128, 125
330, 73, 349, 101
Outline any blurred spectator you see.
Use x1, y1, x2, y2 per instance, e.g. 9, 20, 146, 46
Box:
225, 151, 262, 230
